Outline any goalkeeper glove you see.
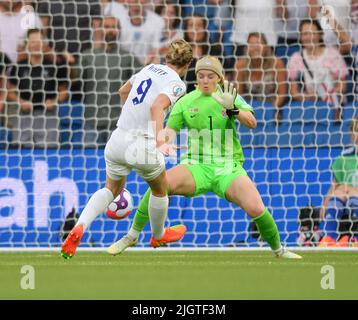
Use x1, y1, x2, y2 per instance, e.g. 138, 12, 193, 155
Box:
211, 80, 240, 118
211, 80, 237, 110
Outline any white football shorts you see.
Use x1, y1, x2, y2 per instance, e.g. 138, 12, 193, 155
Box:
104, 128, 165, 182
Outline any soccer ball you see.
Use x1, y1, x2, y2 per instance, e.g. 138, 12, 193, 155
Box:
105, 188, 133, 220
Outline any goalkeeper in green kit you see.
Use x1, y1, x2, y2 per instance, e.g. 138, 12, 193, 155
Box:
108, 56, 301, 259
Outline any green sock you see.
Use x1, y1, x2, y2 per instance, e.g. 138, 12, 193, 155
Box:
131, 186, 171, 232
253, 208, 281, 251
132, 188, 151, 232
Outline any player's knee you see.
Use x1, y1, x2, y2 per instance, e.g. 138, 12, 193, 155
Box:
147, 171, 167, 197
334, 184, 349, 197
247, 203, 265, 218
105, 184, 121, 198
148, 178, 167, 196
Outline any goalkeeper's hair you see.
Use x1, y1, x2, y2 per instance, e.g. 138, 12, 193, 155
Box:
166, 38, 193, 68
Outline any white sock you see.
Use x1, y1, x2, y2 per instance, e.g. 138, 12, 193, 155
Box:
77, 188, 114, 231
128, 227, 140, 240
148, 194, 169, 240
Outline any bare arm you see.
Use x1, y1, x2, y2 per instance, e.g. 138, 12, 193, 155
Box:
118, 80, 132, 105
162, 127, 177, 144
290, 81, 303, 101
45, 83, 69, 111
6, 80, 32, 112
150, 94, 172, 147
275, 58, 287, 109
6, 80, 20, 103
334, 79, 347, 104
321, 179, 338, 219
0, 76, 5, 113
321, 5, 352, 54
308, 0, 320, 18
334, 20, 352, 55
276, 0, 289, 20
58, 84, 69, 103
237, 110, 257, 129
92, 18, 103, 50
309, 2, 352, 54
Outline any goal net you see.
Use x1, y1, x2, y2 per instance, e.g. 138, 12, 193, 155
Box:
0, 0, 357, 248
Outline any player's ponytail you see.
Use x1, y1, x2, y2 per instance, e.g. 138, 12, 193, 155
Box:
166, 38, 193, 68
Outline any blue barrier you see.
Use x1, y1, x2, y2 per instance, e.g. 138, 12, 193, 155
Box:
58, 100, 85, 146
0, 100, 353, 148
0, 147, 341, 247
237, 100, 356, 147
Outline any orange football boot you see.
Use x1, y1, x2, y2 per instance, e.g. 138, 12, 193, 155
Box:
336, 235, 350, 247
150, 225, 187, 248
318, 235, 336, 247
61, 224, 84, 259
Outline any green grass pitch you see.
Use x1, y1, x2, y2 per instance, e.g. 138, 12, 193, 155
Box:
0, 251, 357, 299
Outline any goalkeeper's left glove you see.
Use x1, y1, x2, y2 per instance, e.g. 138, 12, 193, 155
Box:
211, 80, 237, 110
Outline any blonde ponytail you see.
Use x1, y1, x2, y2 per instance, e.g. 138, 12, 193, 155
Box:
166, 38, 193, 68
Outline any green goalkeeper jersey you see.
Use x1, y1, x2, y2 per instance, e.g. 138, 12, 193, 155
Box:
166, 88, 253, 165
332, 146, 358, 187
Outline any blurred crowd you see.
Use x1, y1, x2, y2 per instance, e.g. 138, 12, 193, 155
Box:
0, 0, 357, 148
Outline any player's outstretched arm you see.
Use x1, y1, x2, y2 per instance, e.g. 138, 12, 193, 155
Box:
118, 80, 132, 105
150, 94, 171, 147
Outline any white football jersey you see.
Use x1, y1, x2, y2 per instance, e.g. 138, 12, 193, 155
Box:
116, 64, 186, 136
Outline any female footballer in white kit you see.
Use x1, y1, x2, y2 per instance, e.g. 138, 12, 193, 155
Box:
61, 39, 193, 259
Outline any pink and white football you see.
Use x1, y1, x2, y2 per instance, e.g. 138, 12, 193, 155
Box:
105, 188, 133, 220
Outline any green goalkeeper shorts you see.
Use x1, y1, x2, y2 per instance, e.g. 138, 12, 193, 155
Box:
180, 160, 248, 200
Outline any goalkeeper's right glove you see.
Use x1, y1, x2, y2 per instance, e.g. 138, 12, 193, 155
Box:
211, 80, 237, 110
